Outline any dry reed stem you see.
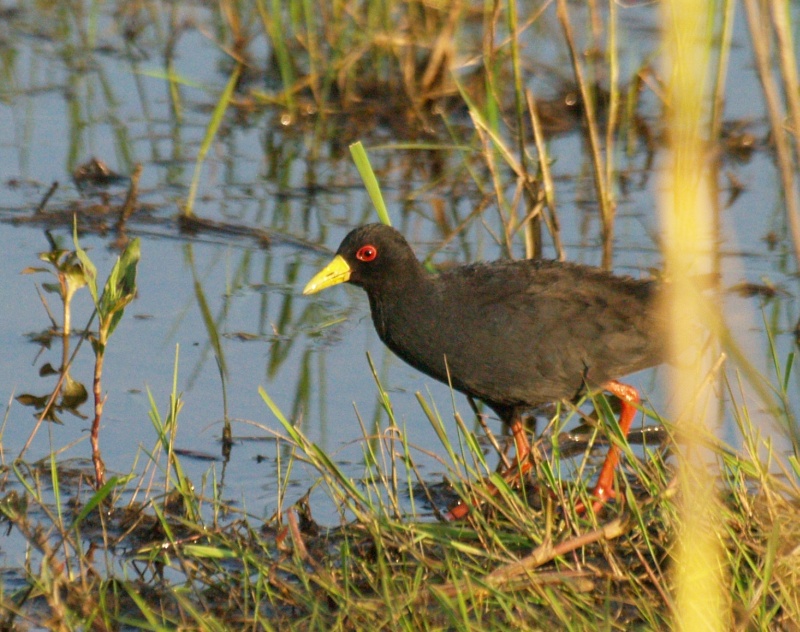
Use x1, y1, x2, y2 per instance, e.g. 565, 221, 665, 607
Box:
742, 0, 800, 271
555, 0, 614, 269
526, 89, 564, 260
429, 516, 629, 600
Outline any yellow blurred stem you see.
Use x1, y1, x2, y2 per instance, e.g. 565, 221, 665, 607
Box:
661, 0, 728, 630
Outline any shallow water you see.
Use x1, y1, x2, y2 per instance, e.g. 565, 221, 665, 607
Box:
0, 1, 797, 551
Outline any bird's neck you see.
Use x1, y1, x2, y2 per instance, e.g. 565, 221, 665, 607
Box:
366, 266, 434, 342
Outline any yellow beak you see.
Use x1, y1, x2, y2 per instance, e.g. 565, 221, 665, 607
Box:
303, 255, 352, 295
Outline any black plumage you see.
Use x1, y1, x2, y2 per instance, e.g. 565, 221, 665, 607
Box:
304, 223, 666, 517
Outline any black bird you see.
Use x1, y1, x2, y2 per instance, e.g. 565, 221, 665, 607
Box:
304, 223, 666, 517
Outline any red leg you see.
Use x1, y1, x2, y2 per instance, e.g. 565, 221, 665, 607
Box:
445, 417, 532, 520
579, 380, 640, 514
508, 418, 532, 476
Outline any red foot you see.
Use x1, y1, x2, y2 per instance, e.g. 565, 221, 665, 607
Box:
573, 486, 615, 515
444, 500, 470, 521
444, 382, 640, 521
573, 380, 640, 515
444, 418, 532, 521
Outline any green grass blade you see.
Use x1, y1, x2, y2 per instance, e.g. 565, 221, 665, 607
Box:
71, 475, 126, 529
184, 64, 242, 217
349, 141, 391, 226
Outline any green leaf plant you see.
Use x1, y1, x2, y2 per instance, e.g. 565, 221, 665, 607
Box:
73, 220, 141, 489
18, 232, 90, 452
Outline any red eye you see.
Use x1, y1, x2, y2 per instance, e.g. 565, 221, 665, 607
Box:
356, 245, 377, 262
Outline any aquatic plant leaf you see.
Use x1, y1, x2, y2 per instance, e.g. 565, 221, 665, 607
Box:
63, 262, 88, 297
0, 491, 27, 522
73, 218, 99, 305
99, 238, 141, 338
41, 282, 62, 295
15, 393, 48, 408
37, 249, 69, 267
62, 375, 88, 409
15, 393, 63, 423
39, 363, 59, 377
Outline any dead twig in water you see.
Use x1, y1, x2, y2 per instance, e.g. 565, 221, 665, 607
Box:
35, 181, 59, 214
